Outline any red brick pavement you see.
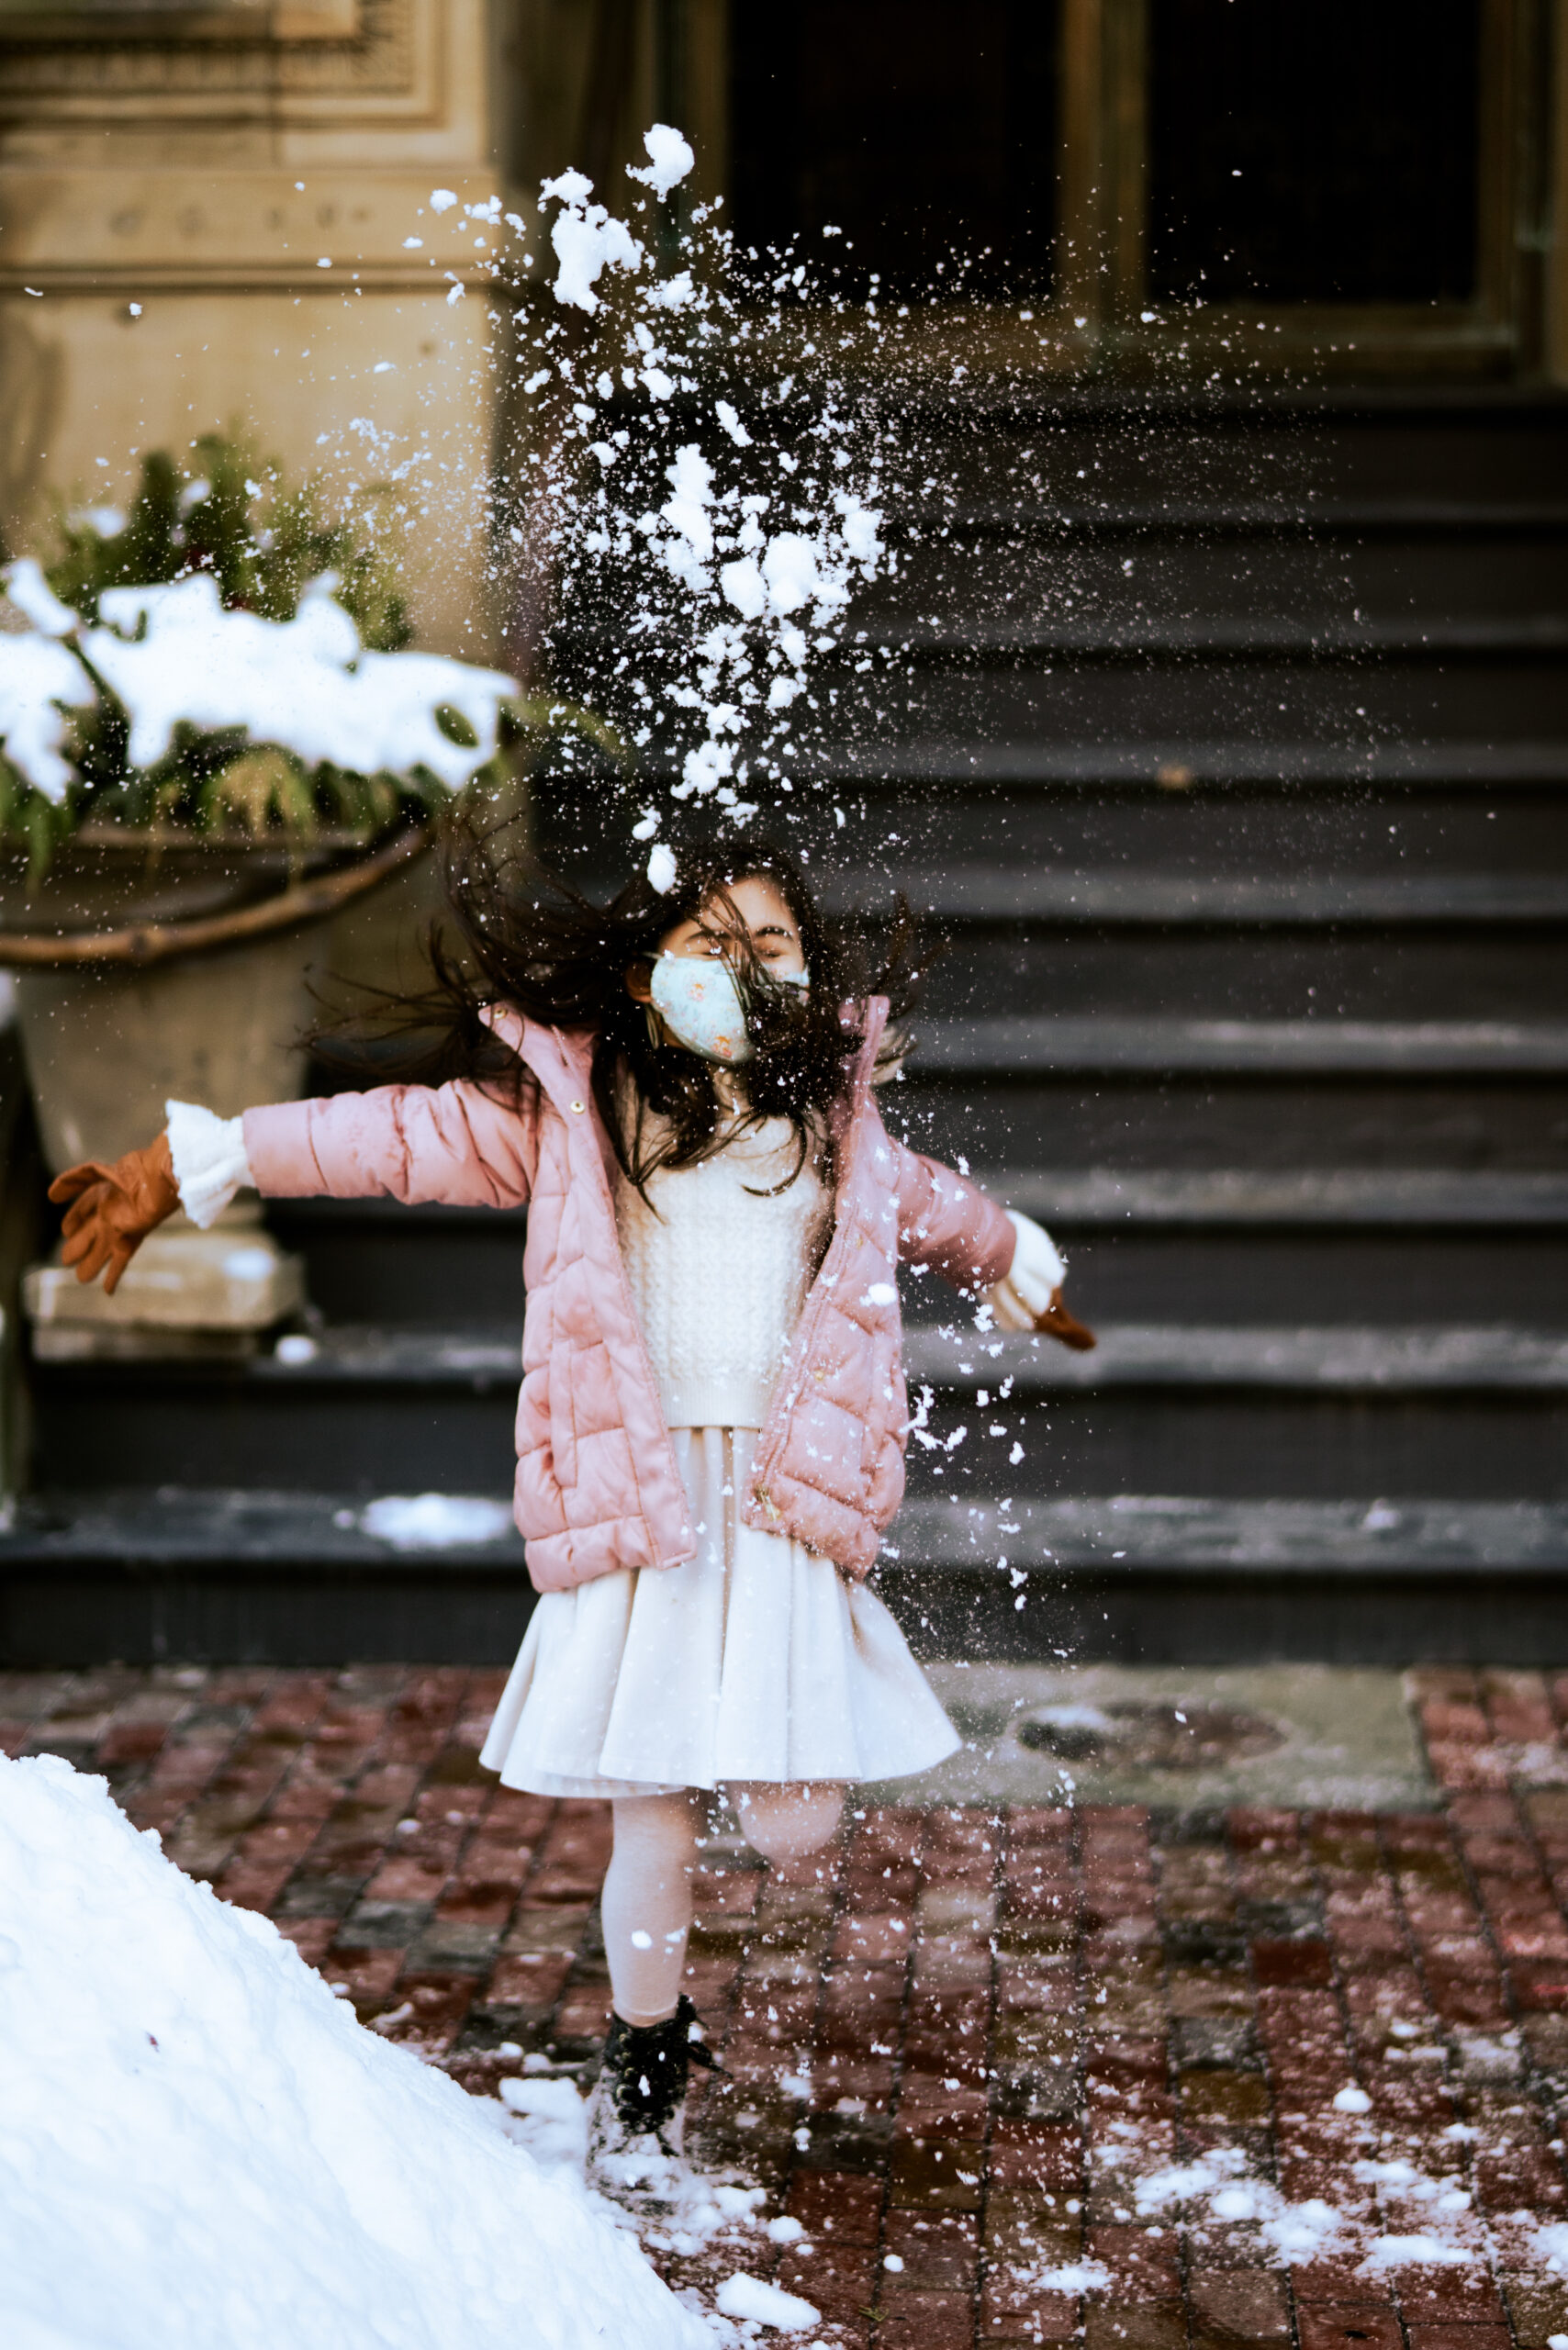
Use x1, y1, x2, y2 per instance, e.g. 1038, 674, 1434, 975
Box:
7, 1662, 1568, 2347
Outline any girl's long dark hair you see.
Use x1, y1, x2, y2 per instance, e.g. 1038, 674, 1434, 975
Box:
338, 810, 929, 1198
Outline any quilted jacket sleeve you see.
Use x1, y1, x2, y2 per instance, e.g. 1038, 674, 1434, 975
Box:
242, 1072, 542, 1210
890, 1140, 1016, 1292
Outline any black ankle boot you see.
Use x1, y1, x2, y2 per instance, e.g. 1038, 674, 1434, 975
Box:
592, 1994, 721, 2154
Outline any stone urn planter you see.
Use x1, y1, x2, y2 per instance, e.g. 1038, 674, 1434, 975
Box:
1, 824, 428, 1357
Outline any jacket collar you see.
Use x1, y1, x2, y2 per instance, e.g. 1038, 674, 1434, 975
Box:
481, 1006, 617, 1178
483, 996, 890, 1169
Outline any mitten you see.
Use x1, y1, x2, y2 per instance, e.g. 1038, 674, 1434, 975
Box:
1032, 1285, 1097, 1352
49, 1131, 180, 1296
985, 1207, 1098, 1352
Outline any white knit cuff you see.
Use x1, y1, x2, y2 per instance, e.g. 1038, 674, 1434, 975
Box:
984, 1208, 1066, 1332
165, 1099, 253, 1230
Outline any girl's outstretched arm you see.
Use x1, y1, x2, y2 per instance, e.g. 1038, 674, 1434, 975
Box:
49, 1070, 541, 1294
890, 1141, 1096, 1350
242, 1074, 541, 1211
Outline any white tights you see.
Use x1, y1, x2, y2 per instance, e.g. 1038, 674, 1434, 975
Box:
602, 1783, 845, 2028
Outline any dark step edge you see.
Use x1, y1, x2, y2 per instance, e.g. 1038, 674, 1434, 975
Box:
3, 1489, 1562, 1575
993, 1168, 1568, 1228
0, 1487, 526, 1570
30, 1321, 1568, 1393
821, 872, 1568, 926
890, 1494, 1568, 1573
849, 620, 1568, 663
902, 1324, 1568, 1393
802, 741, 1568, 788
267, 1169, 1568, 1236
920, 500, 1568, 541
906, 1016, 1568, 1077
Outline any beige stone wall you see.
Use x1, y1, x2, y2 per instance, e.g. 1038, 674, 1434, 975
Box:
0, 0, 528, 656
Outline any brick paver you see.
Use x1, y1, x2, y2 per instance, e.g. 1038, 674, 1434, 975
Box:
9, 1663, 1568, 2345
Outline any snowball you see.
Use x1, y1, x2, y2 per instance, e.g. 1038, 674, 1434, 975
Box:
714, 2272, 820, 2332
648, 272, 696, 311
1332, 2086, 1372, 2113
0, 1754, 702, 2350
720, 556, 767, 621
358, 1495, 515, 1550
539, 171, 643, 313
760, 532, 822, 616
660, 444, 716, 562
833, 489, 882, 565
680, 740, 732, 796
646, 842, 677, 893
627, 123, 696, 200
715, 400, 753, 447
0, 630, 95, 801
429, 187, 457, 212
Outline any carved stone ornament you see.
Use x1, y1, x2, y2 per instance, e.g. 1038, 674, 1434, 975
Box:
0, 0, 422, 109
0, 0, 358, 40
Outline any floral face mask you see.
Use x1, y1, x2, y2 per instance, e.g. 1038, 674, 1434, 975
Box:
649, 955, 807, 1065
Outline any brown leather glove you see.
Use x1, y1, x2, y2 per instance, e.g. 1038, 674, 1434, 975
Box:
48, 1131, 181, 1296
1035, 1285, 1097, 1352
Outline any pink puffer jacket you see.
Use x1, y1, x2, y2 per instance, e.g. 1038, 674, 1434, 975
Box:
242, 999, 1015, 1590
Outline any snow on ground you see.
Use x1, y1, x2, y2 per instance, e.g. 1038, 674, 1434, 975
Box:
0, 1754, 707, 2350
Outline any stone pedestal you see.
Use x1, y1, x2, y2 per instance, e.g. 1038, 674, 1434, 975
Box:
26, 1212, 306, 1360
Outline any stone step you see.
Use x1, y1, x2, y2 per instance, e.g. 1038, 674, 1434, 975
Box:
1001, 1167, 1568, 1225
904, 1014, 1568, 1076
851, 615, 1568, 661
924, 498, 1568, 538
824, 867, 1568, 926
919, 938, 1566, 1024
263, 1174, 1568, 1332
902, 1321, 1568, 1393
815, 735, 1568, 785
2, 1486, 1564, 1667
818, 657, 1566, 753
29, 1320, 1568, 1500
899, 1077, 1568, 1181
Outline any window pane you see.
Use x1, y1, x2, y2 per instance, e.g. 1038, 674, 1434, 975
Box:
1148, 0, 1481, 305
729, 2, 1059, 302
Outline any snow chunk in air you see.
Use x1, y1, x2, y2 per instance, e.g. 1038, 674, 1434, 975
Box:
627, 123, 696, 200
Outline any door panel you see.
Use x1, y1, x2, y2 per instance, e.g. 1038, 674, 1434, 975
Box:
1148, 0, 1482, 305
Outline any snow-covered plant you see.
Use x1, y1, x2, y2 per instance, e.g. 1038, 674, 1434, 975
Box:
0, 439, 617, 878
45, 432, 412, 653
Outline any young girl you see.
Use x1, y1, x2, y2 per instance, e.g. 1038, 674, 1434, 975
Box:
49, 830, 1091, 2167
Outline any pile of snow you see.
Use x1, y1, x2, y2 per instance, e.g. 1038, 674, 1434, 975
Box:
0, 1754, 705, 2350
0, 557, 517, 806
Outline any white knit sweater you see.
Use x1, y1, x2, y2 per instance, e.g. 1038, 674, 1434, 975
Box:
614, 1114, 832, 1430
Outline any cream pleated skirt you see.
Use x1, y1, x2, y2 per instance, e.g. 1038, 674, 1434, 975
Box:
478, 1427, 960, 1796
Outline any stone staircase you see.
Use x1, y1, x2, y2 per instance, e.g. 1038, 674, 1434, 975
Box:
4, 385, 1567, 1666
